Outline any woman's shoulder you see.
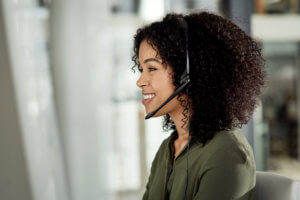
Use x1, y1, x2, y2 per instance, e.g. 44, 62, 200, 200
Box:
202, 129, 255, 166
194, 129, 256, 199
206, 129, 252, 150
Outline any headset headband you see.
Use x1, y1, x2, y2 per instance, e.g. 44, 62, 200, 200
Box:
177, 17, 190, 76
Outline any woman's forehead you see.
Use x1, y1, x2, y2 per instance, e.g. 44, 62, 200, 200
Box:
138, 40, 162, 63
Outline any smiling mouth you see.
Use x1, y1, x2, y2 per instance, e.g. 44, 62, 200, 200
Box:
143, 93, 155, 100
142, 93, 156, 105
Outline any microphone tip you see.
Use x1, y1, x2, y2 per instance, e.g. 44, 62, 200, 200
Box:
145, 111, 155, 120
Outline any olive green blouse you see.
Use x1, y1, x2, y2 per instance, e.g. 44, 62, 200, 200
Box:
142, 129, 256, 200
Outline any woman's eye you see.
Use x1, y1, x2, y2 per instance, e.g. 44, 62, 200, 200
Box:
149, 67, 157, 72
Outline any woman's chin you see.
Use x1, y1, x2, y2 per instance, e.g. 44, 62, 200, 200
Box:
145, 107, 157, 114
149, 111, 165, 118
144, 108, 157, 118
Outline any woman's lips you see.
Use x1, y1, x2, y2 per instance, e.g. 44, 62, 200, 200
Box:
142, 94, 156, 105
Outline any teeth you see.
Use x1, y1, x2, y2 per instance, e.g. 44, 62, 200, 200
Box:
143, 94, 155, 99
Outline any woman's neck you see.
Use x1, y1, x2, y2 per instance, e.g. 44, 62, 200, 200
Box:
169, 108, 189, 143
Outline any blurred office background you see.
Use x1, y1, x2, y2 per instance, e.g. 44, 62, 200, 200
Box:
0, 0, 300, 199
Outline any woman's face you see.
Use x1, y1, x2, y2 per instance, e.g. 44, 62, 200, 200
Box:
136, 40, 182, 117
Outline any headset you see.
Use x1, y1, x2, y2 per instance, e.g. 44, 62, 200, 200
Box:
144, 17, 192, 200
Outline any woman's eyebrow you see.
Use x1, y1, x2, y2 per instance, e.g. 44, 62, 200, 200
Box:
143, 58, 162, 64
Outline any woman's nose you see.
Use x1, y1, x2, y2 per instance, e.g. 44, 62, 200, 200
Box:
136, 75, 148, 88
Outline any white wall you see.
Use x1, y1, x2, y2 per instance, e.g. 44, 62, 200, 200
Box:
0, 2, 33, 200
1, 1, 69, 200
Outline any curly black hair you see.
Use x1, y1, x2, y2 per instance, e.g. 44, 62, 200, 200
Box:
132, 12, 266, 144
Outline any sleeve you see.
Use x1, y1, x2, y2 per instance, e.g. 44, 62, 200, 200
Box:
142, 139, 167, 200
193, 146, 256, 200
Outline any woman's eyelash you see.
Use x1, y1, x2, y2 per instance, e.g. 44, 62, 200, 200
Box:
148, 67, 157, 71
137, 66, 157, 72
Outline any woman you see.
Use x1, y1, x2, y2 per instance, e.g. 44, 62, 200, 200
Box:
132, 12, 265, 200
